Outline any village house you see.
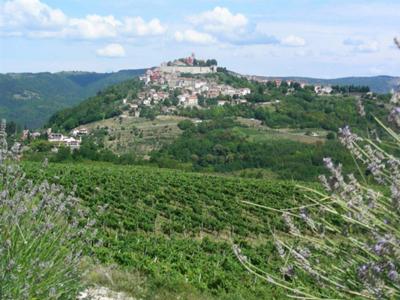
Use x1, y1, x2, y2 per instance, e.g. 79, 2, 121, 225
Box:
129, 104, 140, 117
48, 133, 64, 142
239, 88, 251, 96
63, 137, 81, 150
31, 132, 41, 139
48, 132, 82, 150
72, 128, 88, 137
194, 81, 207, 89
177, 94, 187, 105
207, 88, 220, 98
161, 106, 177, 114
391, 91, 400, 104
233, 98, 248, 105
315, 86, 333, 95
185, 95, 198, 107
143, 99, 152, 106
22, 130, 30, 140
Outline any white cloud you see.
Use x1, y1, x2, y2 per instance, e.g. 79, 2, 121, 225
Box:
67, 15, 122, 39
187, 9, 305, 47
124, 17, 166, 36
343, 38, 379, 53
369, 67, 383, 75
174, 29, 216, 44
186, 7, 279, 46
343, 38, 363, 46
0, 0, 67, 29
355, 41, 379, 53
280, 35, 306, 47
0, 0, 167, 40
189, 7, 248, 34
96, 43, 126, 57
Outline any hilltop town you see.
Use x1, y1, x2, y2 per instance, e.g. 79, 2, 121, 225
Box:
137, 54, 249, 109
130, 54, 342, 116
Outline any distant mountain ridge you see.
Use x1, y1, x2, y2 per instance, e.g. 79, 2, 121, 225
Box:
255, 75, 400, 94
0, 69, 146, 128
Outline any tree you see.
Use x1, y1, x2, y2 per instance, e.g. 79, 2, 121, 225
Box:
177, 120, 195, 131
30, 140, 53, 152
54, 146, 71, 162
206, 59, 218, 66
326, 132, 336, 140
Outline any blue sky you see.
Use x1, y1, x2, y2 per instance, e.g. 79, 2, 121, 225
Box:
0, 0, 399, 78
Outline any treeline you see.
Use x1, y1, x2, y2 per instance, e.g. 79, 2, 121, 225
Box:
171, 58, 218, 67
151, 118, 356, 181
331, 85, 370, 93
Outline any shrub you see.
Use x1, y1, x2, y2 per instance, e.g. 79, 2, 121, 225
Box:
236, 112, 400, 298
0, 122, 95, 299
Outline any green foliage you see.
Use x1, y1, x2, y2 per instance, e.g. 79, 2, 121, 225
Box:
54, 145, 72, 162
48, 79, 144, 131
152, 119, 356, 181
140, 106, 157, 120
331, 85, 370, 93
193, 58, 218, 67
177, 119, 195, 131
30, 140, 53, 152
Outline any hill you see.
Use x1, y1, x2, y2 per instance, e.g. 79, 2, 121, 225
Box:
259, 75, 399, 94
40, 70, 393, 181
2, 65, 397, 129
0, 69, 145, 129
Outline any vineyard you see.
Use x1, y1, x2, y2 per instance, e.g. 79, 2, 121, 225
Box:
22, 161, 331, 299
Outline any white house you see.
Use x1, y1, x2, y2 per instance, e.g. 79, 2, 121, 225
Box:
315, 86, 333, 95
178, 94, 187, 105
72, 128, 88, 137
239, 88, 251, 96
48, 133, 64, 142
63, 137, 81, 150
143, 99, 152, 106
194, 81, 207, 89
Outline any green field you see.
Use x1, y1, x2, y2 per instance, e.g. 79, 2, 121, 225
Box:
23, 161, 329, 299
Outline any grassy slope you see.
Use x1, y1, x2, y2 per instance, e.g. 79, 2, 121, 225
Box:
77, 115, 191, 156
75, 115, 326, 158
23, 161, 329, 299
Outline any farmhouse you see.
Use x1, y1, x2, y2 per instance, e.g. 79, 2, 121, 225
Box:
48, 133, 64, 142
48, 132, 81, 150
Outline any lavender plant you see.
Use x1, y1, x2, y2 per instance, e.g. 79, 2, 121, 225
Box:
235, 44, 400, 299
0, 120, 95, 299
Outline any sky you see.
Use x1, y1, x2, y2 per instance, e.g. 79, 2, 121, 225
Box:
0, 0, 399, 78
